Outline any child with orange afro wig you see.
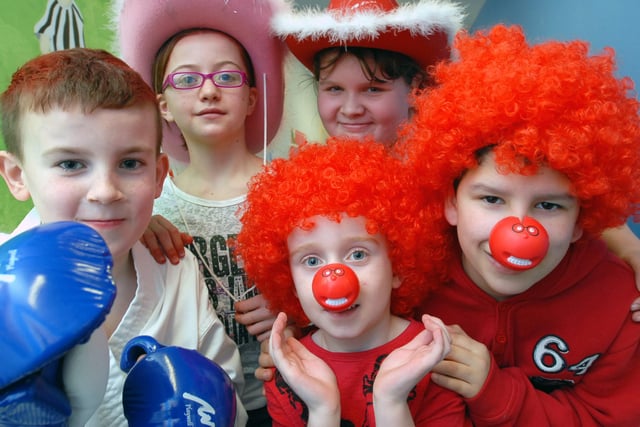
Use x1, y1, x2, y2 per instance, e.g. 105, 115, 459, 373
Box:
237, 139, 469, 426
397, 24, 640, 425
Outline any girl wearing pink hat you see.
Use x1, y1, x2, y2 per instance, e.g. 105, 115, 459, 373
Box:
112, 1, 287, 425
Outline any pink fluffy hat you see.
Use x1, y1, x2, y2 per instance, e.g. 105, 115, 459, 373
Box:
111, 0, 287, 163
271, 0, 466, 71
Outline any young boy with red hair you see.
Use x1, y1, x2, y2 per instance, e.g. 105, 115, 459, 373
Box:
237, 139, 469, 426
0, 47, 245, 426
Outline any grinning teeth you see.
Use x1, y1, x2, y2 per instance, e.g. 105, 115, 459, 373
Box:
507, 255, 532, 266
325, 297, 348, 307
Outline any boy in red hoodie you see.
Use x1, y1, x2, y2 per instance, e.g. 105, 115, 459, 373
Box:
399, 24, 640, 426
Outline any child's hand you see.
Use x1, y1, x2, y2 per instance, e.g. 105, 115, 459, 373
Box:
632, 296, 640, 322
235, 294, 277, 342
255, 321, 300, 382
374, 315, 451, 401
255, 337, 275, 382
140, 215, 192, 265
270, 313, 340, 420
431, 324, 491, 398
372, 315, 451, 426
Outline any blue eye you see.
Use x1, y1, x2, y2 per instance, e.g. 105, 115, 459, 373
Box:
173, 73, 202, 88
302, 256, 321, 267
346, 249, 368, 262
214, 71, 243, 86
58, 160, 83, 171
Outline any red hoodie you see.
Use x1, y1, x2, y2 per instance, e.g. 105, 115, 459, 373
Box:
423, 238, 640, 426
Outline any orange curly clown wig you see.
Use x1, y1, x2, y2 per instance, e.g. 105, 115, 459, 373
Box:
237, 138, 437, 326
397, 25, 640, 257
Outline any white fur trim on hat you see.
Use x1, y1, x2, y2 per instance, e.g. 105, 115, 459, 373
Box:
272, 0, 465, 71
272, 0, 464, 45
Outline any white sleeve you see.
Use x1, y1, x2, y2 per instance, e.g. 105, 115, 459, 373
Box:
193, 259, 248, 427
62, 328, 110, 427
0, 208, 40, 245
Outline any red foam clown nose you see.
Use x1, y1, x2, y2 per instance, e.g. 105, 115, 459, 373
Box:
312, 263, 360, 311
489, 216, 549, 270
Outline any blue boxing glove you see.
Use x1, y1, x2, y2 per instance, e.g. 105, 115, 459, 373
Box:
0, 221, 116, 426
0, 221, 116, 388
121, 336, 237, 427
0, 361, 70, 427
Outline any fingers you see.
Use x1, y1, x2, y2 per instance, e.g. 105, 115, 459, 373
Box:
259, 339, 275, 366
631, 296, 640, 322
254, 366, 274, 382
140, 228, 167, 264
447, 325, 487, 357
269, 312, 288, 357
235, 295, 277, 341
422, 314, 451, 344
431, 326, 450, 359
179, 232, 194, 246
235, 294, 264, 313
255, 324, 277, 382
146, 215, 191, 265
430, 324, 492, 398
246, 318, 276, 342
234, 305, 270, 326
256, 314, 297, 381
430, 365, 469, 396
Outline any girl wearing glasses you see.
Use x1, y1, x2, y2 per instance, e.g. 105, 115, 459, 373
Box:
114, 1, 286, 426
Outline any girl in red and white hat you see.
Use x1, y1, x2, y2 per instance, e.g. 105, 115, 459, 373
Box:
272, 0, 464, 146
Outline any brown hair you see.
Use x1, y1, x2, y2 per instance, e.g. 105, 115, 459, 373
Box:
313, 47, 429, 88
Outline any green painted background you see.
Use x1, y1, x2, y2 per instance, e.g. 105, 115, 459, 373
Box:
0, 0, 114, 233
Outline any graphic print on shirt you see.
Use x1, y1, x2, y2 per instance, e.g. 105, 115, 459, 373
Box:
530, 334, 601, 392
190, 233, 257, 347
274, 370, 309, 423
275, 352, 419, 426
362, 354, 417, 426
361, 354, 384, 426
274, 369, 356, 426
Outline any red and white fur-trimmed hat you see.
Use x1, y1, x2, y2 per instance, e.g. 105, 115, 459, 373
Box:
272, 0, 465, 72
111, 0, 287, 163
